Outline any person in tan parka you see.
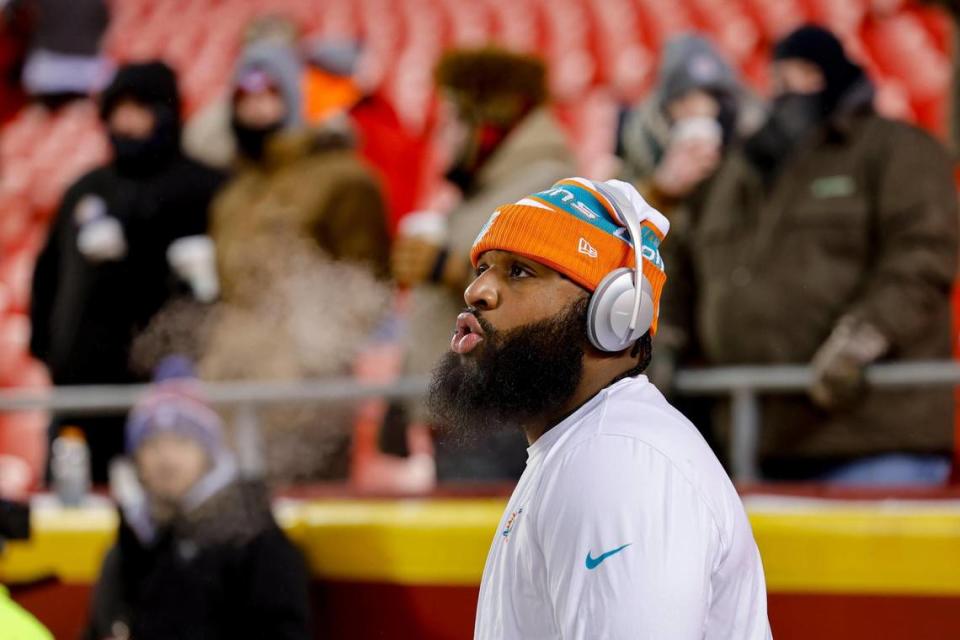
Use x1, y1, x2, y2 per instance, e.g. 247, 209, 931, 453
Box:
204, 41, 390, 480
392, 48, 576, 480
210, 40, 389, 310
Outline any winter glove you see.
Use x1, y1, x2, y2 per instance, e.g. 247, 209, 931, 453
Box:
167, 235, 219, 302
75, 195, 127, 262
810, 316, 890, 410
392, 212, 468, 290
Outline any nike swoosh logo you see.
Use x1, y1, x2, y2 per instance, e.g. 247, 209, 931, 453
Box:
585, 543, 632, 570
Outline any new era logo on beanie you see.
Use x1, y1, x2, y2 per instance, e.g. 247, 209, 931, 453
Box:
470, 178, 670, 333
578, 238, 598, 258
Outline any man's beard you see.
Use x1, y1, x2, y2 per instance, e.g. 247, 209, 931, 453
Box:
427, 297, 589, 443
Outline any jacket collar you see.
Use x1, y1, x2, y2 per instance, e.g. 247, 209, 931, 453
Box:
242, 120, 357, 172
823, 77, 876, 141
474, 107, 569, 191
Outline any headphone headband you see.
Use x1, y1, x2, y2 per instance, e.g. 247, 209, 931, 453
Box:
593, 182, 645, 338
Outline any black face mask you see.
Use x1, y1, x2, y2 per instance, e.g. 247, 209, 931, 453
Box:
744, 92, 823, 177
231, 118, 283, 162
108, 105, 180, 177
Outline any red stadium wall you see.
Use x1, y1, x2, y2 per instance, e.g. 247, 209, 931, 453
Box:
13, 582, 960, 640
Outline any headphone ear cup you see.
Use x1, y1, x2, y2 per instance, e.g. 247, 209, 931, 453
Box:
587, 268, 655, 352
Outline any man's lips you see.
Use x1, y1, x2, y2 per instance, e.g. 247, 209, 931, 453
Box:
452, 312, 485, 355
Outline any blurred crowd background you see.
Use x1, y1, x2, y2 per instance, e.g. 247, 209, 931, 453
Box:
0, 0, 958, 496
0, 0, 959, 637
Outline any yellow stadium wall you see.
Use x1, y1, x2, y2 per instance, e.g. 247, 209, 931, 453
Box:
3, 493, 960, 638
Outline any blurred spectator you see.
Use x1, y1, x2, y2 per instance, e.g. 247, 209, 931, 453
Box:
396, 48, 575, 480
660, 25, 959, 485
84, 362, 309, 640
618, 35, 760, 443
203, 41, 390, 480
10, 0, 111, 108
304, 38, 431, 236
209, 40, 389, 306
182, 14, 300, 169
618, 34, 760, 212
184, 31, 428, 236
29, 61, 225, 483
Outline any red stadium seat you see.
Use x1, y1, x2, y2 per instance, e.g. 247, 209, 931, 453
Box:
874, 76, 918, 126
0, 195, 31, 252
634, 0, 695, 50
0, 248, 35, 314
864, 14, 949, 101
488, 0, 539, 52
742, 0, 806, 41
348, 313, 436, 493
0, 314, 30, 382
0, 283, 10, 318
0, 358, 50, 495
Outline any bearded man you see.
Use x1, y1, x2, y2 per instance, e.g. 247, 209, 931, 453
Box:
428, 178, 771, 639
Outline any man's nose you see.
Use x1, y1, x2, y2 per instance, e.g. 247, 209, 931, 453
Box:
464, 270, 499, 311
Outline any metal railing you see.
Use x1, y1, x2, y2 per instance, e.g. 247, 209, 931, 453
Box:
1, 361, 958, 481
673, 361, 960, 480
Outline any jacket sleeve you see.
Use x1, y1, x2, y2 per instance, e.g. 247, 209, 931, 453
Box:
120, 164, 224, 251
656, 205, 699, 357
535, 437, 720, 640
28, 193, 70, 364
239, 527, 312, 640
845, 126, 959, 351
82, 545, 126, 640
320, 174, 391, 279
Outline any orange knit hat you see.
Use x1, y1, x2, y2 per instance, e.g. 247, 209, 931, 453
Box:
470, 178, 670, 334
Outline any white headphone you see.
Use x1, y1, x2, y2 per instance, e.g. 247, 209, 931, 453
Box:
586, 181, 656, 353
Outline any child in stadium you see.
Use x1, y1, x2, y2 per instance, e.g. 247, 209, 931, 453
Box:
84, 358, 309, 640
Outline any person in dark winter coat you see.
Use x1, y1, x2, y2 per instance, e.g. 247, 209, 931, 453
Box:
29, 61, 225, 483
84, 360, 310, 640
617, 35, 762, 446
618, 34, 761, 213
661, 26, 959, 484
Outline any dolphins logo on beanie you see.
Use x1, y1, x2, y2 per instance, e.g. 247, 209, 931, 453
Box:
470, 178, 670, 333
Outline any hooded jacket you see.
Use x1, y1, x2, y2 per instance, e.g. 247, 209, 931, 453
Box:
619, 34, 758, 197
84, 478, 310, 640
660, 75, 959, 468
30, 62, 224, 387
231, 41, 303, 128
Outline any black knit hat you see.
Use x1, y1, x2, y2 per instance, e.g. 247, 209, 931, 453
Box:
99, 61, 182, 124
773, 25, 865, 114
